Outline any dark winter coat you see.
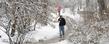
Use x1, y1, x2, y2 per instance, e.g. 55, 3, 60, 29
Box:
58, 17, 66, 26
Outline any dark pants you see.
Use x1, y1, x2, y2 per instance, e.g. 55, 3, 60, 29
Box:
58, 11, 60, 16
59, 26, 64, 38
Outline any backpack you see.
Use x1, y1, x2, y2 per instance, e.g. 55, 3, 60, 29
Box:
63, 18, 66, 25
59, 17, 66, 26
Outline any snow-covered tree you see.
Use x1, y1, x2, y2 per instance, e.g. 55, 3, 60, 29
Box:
0, 0, 48, 44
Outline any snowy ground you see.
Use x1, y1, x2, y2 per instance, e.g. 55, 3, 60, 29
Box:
50, 40, 71, 44
25, 23, 60, 42
0, 27, 9, 44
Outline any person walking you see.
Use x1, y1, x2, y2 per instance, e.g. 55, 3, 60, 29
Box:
58, 15, 66, 38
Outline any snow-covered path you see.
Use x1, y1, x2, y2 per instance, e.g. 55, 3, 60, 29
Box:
29, 17, 74, 44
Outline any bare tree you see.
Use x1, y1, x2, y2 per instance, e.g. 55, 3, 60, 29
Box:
0, 0, 48, 44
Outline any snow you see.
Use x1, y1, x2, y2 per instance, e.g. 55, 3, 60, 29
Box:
50, 40, 72, 44
60, 8, 84, 23
100, 41, 109, 44
25, 23, 67, 42
0, 42, 8, 44
33, 23, 59, 40
0, 26, 6, 32
0, 27, 9, 44
28, 8, 82, 44
24, 8, 75, 43
0, 6, 109, 44
24, 8, 70, 42
0, 0, 6, 2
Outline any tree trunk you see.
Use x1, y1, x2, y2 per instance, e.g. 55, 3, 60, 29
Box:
97, 0, 106, 14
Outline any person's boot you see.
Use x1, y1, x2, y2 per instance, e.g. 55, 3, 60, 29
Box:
60, 35, 62, 38
61, 31, 64, 37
